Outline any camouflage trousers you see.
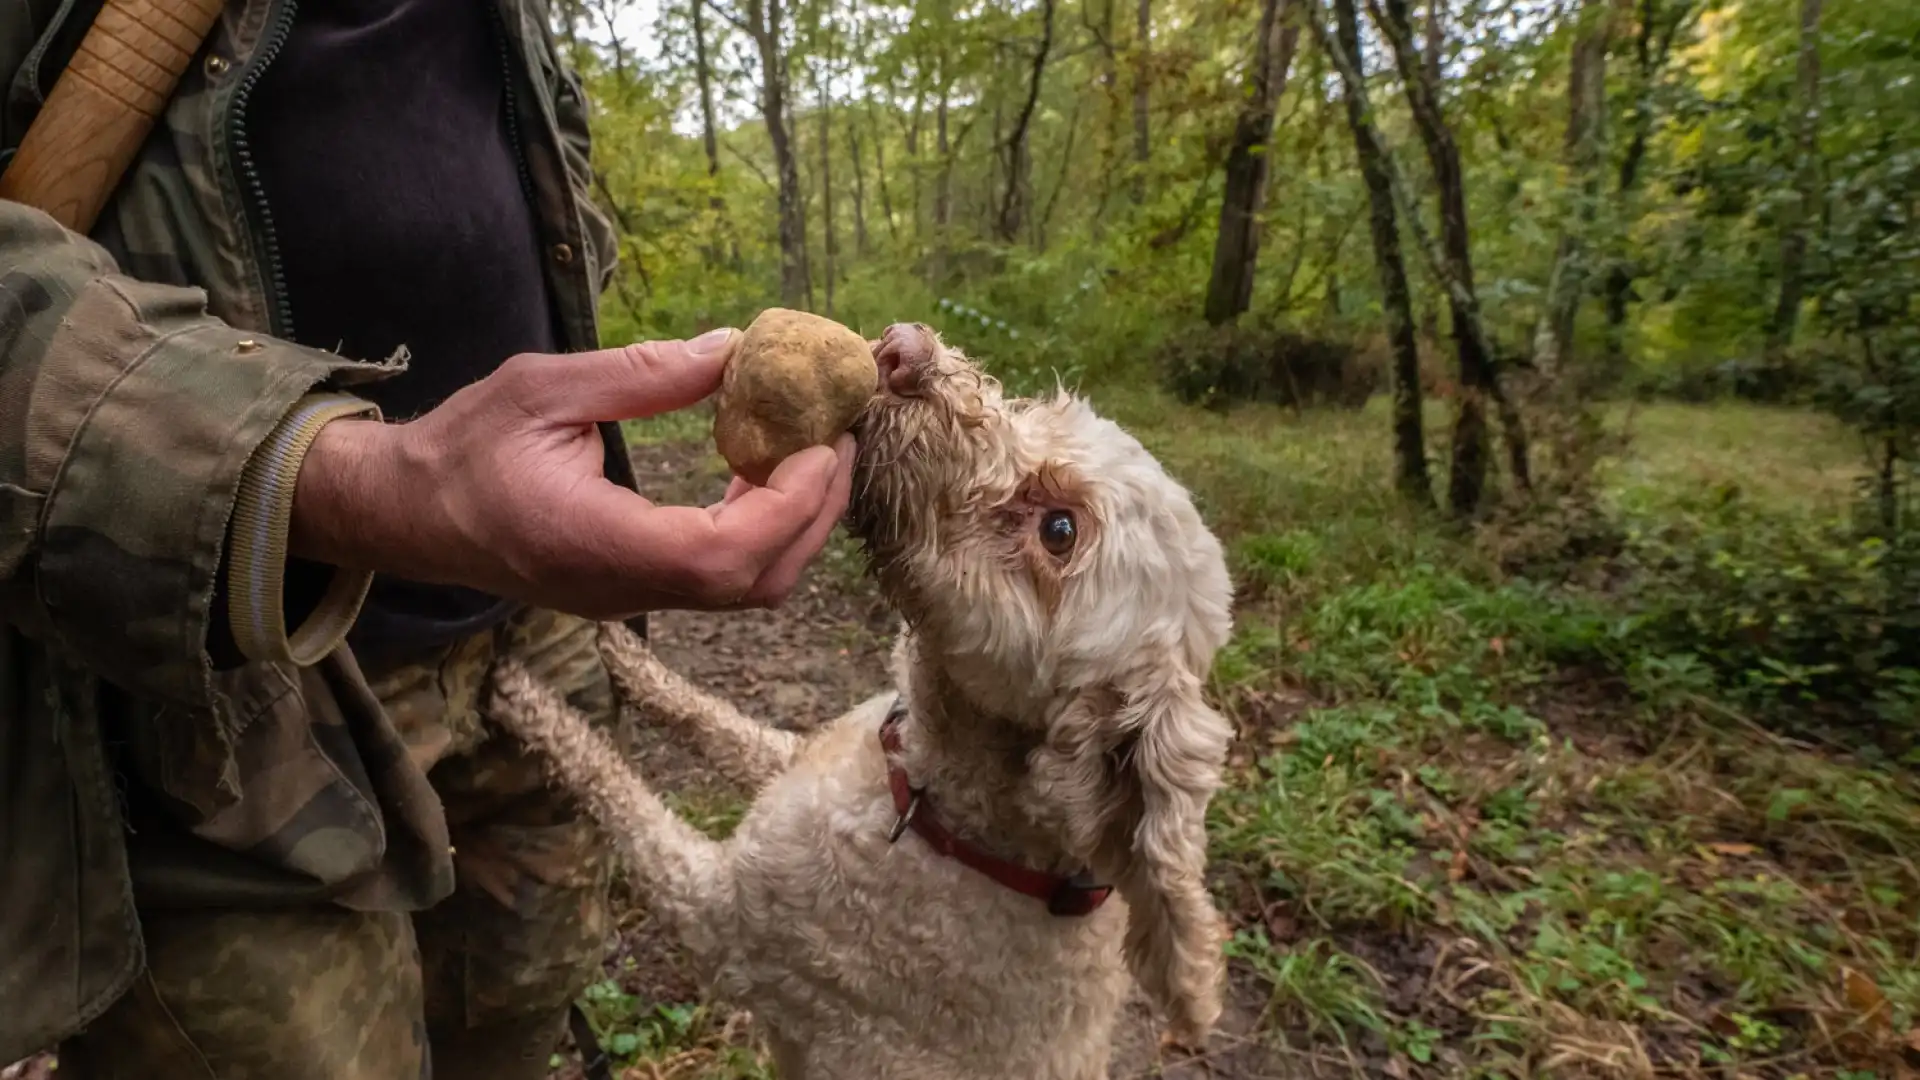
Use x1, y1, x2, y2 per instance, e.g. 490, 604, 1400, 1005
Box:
57, 609, 622, 1080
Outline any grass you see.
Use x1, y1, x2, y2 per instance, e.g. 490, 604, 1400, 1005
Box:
1164, 394, 1920, 1077
1597, 401, 1866, 517
586, 375, 1920, 1079
622, 408, 717, 448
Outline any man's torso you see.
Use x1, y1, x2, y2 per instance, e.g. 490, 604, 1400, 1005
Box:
250, 0, 562, 664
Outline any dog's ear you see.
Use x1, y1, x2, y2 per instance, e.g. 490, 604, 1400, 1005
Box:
1037, 660, 1232, 1046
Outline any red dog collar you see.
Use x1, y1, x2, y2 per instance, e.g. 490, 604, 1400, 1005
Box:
879, 699, 1113, 917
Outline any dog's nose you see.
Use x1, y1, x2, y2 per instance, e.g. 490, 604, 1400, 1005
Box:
873, 323, 932, 396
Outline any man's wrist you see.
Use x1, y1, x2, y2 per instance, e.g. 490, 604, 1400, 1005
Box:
288, 413, 403, 569
226, 393, 388, 664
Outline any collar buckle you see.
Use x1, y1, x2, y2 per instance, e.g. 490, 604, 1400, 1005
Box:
887, 789, 923, 844
1046, 872, 1115, 917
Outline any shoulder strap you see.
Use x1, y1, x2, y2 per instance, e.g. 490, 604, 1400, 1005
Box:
0, 0, 224, 233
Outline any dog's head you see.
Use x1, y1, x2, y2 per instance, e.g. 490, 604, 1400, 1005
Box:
849, 323, 1234, 1044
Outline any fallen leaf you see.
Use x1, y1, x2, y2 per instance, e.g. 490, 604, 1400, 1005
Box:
1707, 842, 1758, 857
1265, 906, 1297, 941
1843, 966, 1894, 1036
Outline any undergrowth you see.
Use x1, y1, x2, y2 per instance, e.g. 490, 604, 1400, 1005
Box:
1195, 398, 1920, 1078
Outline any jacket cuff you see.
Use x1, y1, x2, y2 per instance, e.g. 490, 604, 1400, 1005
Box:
225, 393, 382, 665
33, 274, 404, 711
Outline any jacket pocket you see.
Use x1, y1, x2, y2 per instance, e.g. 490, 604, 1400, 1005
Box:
126, 652, 453, 911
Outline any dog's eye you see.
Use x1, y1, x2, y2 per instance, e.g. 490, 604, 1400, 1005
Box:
1039, 510, 1077, 556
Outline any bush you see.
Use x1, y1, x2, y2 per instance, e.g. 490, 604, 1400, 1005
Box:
1159, 322, 1380, 411
1629, 349, 1824, 405
1607, 494, 1920, 758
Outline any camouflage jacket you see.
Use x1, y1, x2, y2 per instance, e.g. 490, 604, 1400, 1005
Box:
0, 0, 625, 1061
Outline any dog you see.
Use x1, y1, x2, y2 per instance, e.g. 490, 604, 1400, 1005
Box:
489, 322, 1237, 1079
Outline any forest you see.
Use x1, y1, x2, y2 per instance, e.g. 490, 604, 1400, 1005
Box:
539, 0, 1920, 1075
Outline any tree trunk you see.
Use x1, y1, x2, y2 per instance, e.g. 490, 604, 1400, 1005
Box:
990, 74, 1006, 235
904, 89, 923, 246
1326, 0, 1430, 504
873, 98, 898, 244
812, 0, 838, 316
998, 0, 1056, 244
1203, 0, 1301, 325
689, 0, 737, 268
1131, 0, 1152, 203
1423, 0, 1442, 85
1765, 0, 1823, 361
1602, 0, 1690, 374
748, 0, 807, 307
848, 116, 870, 256
1529, 0, 1613, 383
1082, 0, 1122, 236
1366, 0, 1524, 514
932, 83, 952, 284
819, 66, 837, 315
692, 0, 722, 181
593, 0, 628, 80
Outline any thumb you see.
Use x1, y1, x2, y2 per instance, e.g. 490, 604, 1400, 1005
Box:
509, 328, 741, 424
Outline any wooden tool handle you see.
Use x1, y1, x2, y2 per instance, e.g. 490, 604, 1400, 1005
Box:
0, 0, 224, 233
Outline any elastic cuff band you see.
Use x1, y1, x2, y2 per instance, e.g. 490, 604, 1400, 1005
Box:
228, 392, 382, 665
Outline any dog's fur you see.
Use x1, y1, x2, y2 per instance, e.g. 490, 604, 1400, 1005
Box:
488, 324, 1236, 1079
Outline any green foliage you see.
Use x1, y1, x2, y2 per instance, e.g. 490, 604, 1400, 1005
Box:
1601, 494, 1920, 754
572, 980, 770, 1077
1626, 347, 1823, 405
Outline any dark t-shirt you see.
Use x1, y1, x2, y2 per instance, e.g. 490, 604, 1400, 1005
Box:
248, 0, 557, 665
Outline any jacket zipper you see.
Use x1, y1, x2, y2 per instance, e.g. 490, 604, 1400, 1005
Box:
6, 0, 89, 176
488, 2, 540, 213
20, 0, 85, 107
228, 0, 299, 339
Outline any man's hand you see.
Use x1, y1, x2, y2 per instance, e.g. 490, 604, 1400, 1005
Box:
287, 329, 857, 619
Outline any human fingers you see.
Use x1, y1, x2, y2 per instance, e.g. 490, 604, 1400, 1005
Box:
502, 329, 741, 424
739, 434, 857, 605
561, 443, 840, 609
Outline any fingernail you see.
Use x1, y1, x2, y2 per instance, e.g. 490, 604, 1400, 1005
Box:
688, 328, 739, 358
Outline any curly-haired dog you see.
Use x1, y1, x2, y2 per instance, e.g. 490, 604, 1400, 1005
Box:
489, 323, 1236, 1079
